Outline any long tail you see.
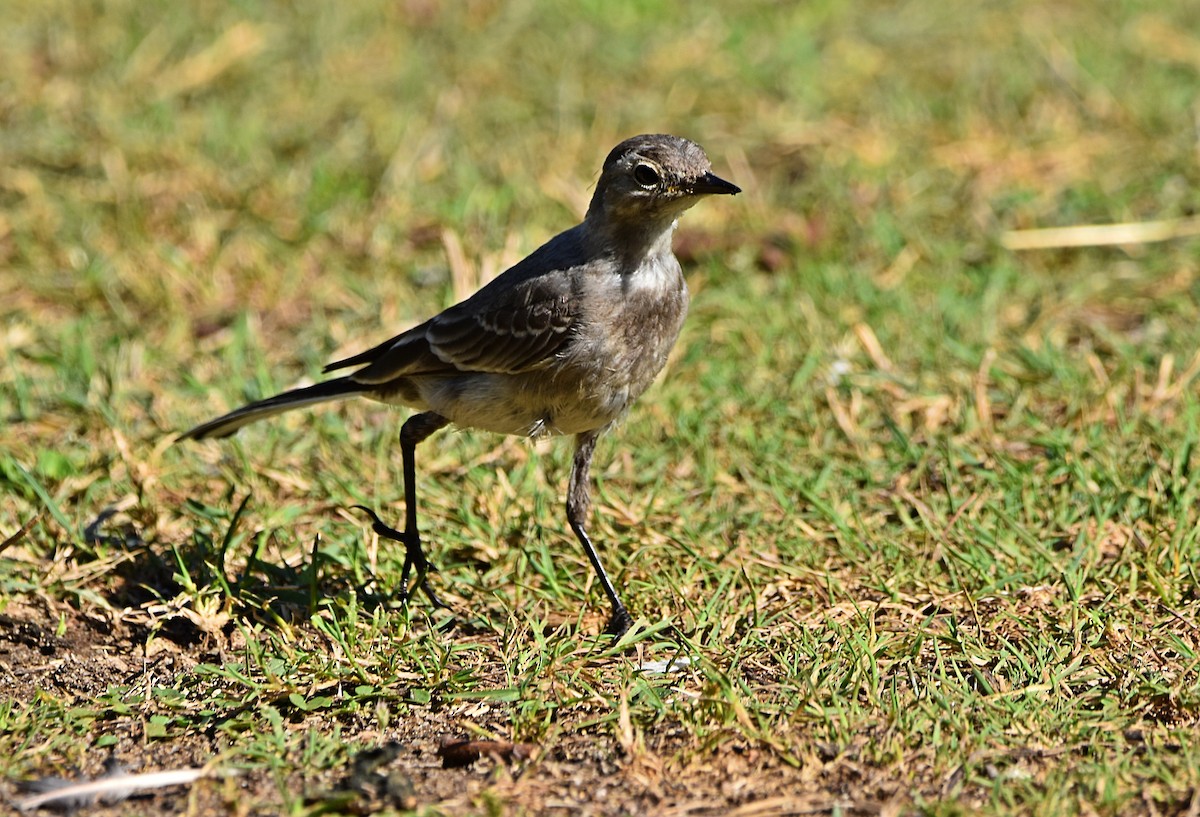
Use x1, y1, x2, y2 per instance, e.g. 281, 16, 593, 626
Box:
180, 377, 366, 440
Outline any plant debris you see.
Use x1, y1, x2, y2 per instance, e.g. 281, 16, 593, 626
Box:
435, 737, 538, 769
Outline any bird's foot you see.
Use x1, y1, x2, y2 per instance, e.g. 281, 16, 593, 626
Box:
605, 606, 634, 637
350, 505, 449, 609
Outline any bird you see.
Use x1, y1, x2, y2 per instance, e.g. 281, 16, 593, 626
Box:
181, 133, 740, 635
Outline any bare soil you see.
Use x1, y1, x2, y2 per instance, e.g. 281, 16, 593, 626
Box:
0, 601, 899, 817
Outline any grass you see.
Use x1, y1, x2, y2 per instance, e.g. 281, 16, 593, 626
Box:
3, 0, 1200, 814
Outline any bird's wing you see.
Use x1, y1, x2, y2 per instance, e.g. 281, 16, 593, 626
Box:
337, 271, 581, 385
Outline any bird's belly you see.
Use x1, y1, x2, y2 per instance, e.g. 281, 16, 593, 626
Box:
396, 269, 689, 439
412, 371, 627, 438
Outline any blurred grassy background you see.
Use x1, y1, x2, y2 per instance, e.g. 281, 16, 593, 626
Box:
3, 0, 1200, 814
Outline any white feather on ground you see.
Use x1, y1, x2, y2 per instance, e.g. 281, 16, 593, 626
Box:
14, 767, 221, 812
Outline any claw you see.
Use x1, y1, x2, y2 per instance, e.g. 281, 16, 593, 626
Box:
351, 505, 405, 542
350, 505, 447, 610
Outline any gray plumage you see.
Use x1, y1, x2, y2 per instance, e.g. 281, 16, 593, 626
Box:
181, 133, 740, 635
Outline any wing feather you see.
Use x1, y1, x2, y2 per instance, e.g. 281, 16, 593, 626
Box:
348, 275, 580, 384
329, 226, 589, 386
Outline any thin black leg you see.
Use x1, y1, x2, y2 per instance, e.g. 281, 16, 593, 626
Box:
353, 411, 450, 608
566, 430, 633, 636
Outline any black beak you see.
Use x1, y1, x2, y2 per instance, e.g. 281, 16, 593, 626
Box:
688, 171, 741, 196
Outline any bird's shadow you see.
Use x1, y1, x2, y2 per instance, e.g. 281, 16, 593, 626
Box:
82, 492, 494, 648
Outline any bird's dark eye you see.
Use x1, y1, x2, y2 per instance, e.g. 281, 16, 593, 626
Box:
632, 163, 661, 188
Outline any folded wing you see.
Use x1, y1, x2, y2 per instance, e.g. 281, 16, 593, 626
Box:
327, 267, 581, 385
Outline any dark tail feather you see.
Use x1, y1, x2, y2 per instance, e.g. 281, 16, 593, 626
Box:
180, 377, 366, 440
322, 334, 400, 374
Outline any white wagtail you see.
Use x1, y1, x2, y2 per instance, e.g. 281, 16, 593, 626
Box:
182, 134, 740, 635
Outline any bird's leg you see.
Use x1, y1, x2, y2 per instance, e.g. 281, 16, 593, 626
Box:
567, 430, 634, 636
353, 411, 450, 608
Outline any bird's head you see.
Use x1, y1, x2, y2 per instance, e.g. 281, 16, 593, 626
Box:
586, 134, 740, 231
